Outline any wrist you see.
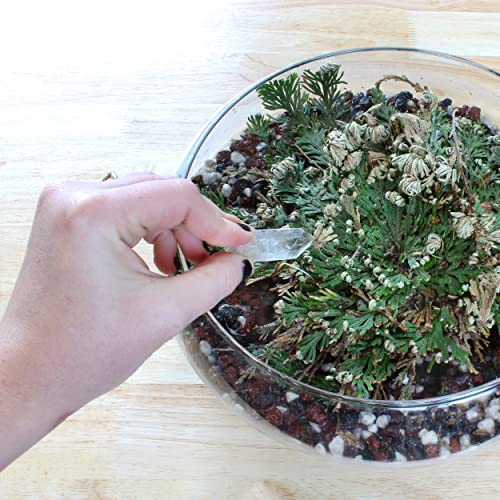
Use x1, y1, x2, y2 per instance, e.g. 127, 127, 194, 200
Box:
0, 317, 68, 470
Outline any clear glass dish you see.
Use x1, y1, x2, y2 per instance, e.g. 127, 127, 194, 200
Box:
177, 47, 500, 463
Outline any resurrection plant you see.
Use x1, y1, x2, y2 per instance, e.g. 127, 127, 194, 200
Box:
196, 63, 500, 400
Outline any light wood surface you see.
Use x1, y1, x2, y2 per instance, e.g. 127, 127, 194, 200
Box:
1, 1, 499, 498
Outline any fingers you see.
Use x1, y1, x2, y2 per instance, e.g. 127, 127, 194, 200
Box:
100, 171, 174, 189
105, 178, 254, 248
141, 253, 252, 340
173, 226, 208, 264
152, 230, 178, 275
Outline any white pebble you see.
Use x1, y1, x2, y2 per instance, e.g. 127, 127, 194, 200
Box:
460, 434, 471, 449
367, 424, 378, 434
354, 455, 363, 461
419, 429, 438, 445
207, 354, 216, 365
485, 404, 500, 422
489, 398, 500, 407
329, 435, 345, 456
359, 411, 376, 426
440, 446, 451, 458
230, 151, 246, 164
243, 187, 252, 198
256, 142, 266, 151
276, 405, 288, 413
237, 316, 247, 329
415, 385, 424, 394
362, 430, 373, 440
466, 408, 481, 423
394, 451, 407, 462
201, 170, 222, 185
221, 183, 232, 198
310, 422, 321, 433
477, 417, 495, 435
285, 391, 300, 403
315, 442, 327, 455
458, 364, 469, 373
376, 415, 391, 429
199, 340, 212, 357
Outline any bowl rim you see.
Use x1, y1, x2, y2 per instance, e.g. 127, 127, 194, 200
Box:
178, 46, 500, 409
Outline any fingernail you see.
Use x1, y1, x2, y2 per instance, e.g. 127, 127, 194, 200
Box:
237, 223, 252, 232
202, 241, 211, 253
237, 259, 253, 290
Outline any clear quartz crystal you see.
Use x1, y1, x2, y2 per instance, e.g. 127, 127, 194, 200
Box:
226, 228, 313, 263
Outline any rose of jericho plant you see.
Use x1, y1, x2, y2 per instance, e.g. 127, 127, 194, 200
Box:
199, 63, 500, 400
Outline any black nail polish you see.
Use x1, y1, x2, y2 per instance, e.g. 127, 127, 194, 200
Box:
238, 259, 253, 290
202, 241, 211, 253
237, 223, 252, 232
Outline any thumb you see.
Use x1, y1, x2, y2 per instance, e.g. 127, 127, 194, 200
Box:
141, 252, 252, 341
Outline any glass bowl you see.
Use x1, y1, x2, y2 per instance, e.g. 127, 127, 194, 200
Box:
177, 47, 500, 463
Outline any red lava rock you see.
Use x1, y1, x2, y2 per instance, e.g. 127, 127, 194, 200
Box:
216, 150, 231, 163
287, 421, 307, 439
367, 434, 381, 452
467, 106, 481, 121
373, 451, 389, 461
245, 379, 269, 401
223, 366, 239, 384
449, 436, 461, 453
424, 444, 439, 458
300, 393, 314, 403
472, 372, 484, 385
455, 105, 470, 117
230, 135, 260, 156
305, 403, 329, 425
245, 156, 267, 170
264, 405, 284, 428
192, 325, 209, 341
217, 354, 235, 369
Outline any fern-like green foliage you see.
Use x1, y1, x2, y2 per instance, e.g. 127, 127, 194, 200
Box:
197, 63, 500, 399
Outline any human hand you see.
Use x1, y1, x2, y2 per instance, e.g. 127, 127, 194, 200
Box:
0, 172, 253, 468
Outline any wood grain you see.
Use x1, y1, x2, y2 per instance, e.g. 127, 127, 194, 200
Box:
1, 1, 499, 498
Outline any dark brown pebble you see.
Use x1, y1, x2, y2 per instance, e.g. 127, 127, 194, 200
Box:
252, 390, 275, 410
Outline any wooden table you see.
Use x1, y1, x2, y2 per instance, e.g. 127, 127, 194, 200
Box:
1, 1, 499, 498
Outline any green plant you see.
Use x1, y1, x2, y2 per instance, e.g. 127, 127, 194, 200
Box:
216, 65, 500, 399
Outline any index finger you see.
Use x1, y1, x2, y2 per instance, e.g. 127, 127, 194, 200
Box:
104, 178, 254, 248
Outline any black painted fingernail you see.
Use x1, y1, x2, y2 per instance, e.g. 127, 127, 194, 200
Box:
202, 241, 211, 253
237, 223, 252, 232
237, 259, 253, 290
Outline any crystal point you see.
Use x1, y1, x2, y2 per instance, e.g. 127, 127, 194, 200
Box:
227, 228, 313, 263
